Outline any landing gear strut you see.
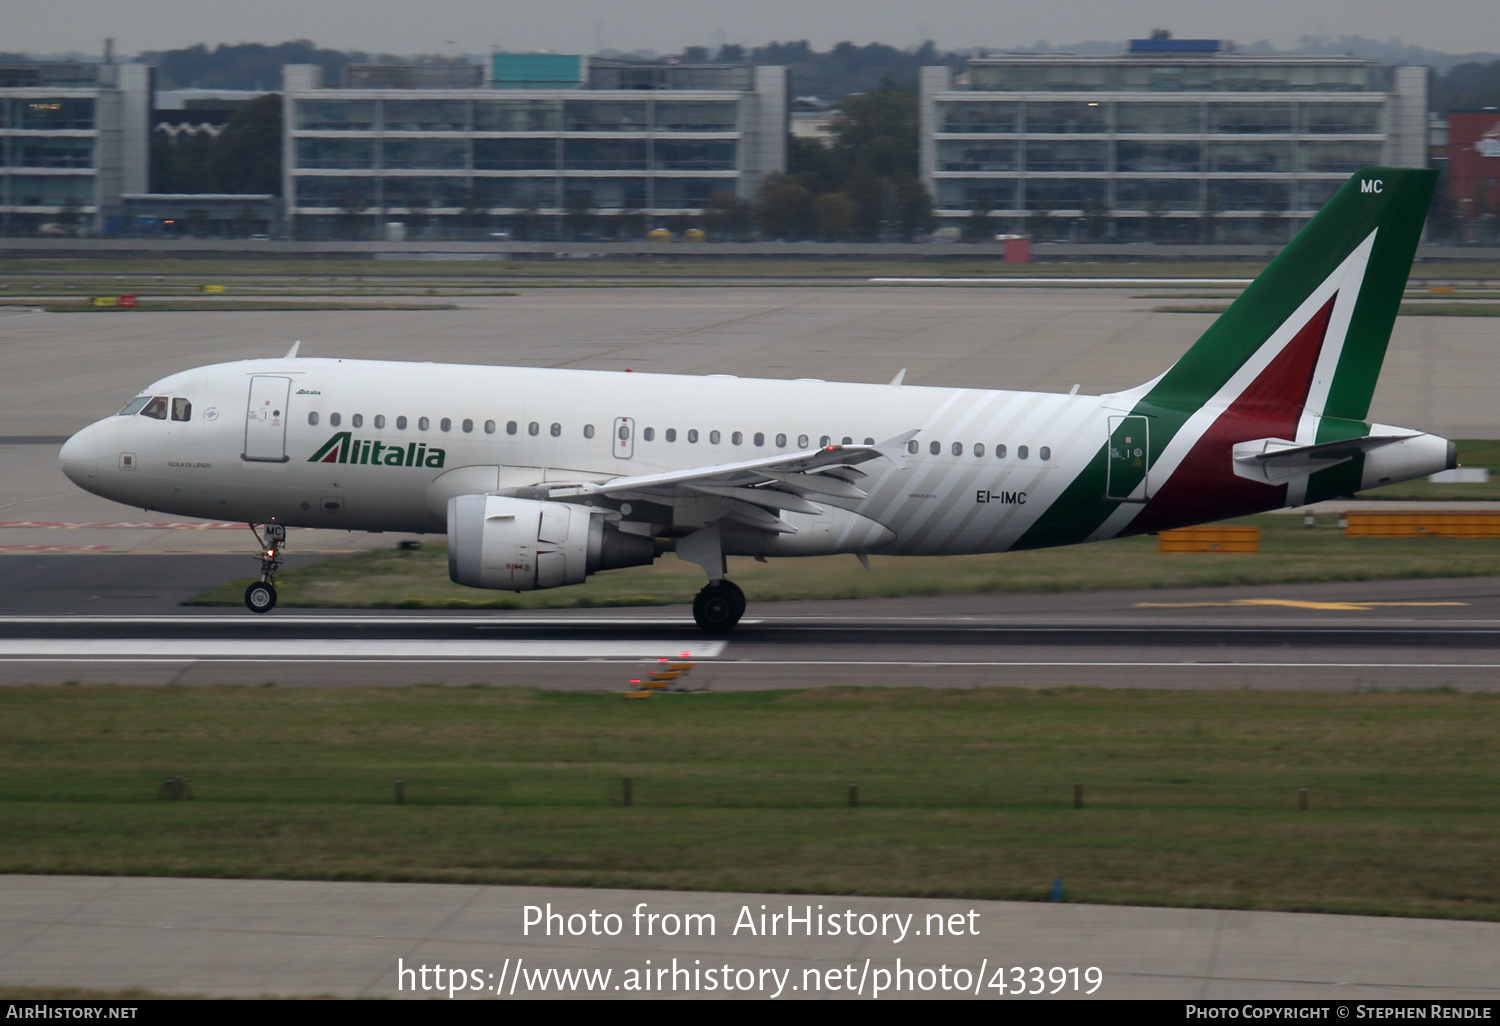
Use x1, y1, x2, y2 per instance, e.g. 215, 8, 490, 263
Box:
693, 579, 745, 633
244, 523, 285, 614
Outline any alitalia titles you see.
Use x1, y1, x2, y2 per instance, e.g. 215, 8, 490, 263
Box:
308, 431, 446, 468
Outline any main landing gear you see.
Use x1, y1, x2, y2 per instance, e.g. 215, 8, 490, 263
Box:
244, 523, 285, 614
692, 579, 745, 633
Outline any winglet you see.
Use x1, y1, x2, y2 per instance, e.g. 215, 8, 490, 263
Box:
888, 368, 906, 386
285, 340, 301, 359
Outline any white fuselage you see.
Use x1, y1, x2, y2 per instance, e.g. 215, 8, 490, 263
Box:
59, 356, 1450, 560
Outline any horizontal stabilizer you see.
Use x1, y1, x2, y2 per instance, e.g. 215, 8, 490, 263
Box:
1231, 434, 1414, 484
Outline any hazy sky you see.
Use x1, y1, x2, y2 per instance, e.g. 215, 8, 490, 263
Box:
9, 0, 1499, 58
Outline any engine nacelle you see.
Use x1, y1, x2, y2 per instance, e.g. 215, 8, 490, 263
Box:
447, 494, 655, 591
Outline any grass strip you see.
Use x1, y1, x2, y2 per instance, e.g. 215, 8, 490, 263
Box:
2, 686, 1496, 918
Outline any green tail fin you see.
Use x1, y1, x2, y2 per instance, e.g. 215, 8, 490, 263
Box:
1144, 166, 1437, 421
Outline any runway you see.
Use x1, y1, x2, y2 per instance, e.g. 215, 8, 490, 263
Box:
3, 559, 1500, 689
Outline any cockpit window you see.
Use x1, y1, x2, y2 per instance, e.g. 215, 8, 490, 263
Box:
140, 396, 169, 420
118, 397, 150, 416
171, 398, 192, 422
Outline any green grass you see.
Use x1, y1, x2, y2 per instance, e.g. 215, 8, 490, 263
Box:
2, 686, 1497, 918
188, 511, 1500, 610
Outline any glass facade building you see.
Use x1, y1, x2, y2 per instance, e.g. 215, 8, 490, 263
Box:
282, 59, 787, 239
0, 62, 152, 234
921, 44, 1428, 240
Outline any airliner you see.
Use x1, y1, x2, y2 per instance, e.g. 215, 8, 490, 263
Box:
59, 167, 1452, 631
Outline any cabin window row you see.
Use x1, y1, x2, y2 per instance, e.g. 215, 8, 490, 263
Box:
908, 439, 1052, 461
304, 411, 1051, 461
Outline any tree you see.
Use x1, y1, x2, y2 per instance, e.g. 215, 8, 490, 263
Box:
755, 173, 815, 239
829, 79, 918, 181
701, 190, 754, 239
813, 192, 858, 240
211, 94, 283, 195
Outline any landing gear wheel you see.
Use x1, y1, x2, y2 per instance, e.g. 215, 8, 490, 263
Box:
244, 581, 277, 614
693, 580, 745, 633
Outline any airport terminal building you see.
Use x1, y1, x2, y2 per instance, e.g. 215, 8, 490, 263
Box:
0, 61, 151, 235
920, 40, 1429, 240
281, 56, 788, 239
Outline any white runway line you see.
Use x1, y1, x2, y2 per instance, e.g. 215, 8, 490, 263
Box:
0, 640, 726, 660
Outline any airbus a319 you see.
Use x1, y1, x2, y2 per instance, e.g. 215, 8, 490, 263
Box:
59, 167, 1453, 631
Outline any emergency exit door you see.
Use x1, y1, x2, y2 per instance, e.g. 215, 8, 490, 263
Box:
612, 417, 635, 459
243, 375, 292, 463
1106, 415, 1151, 501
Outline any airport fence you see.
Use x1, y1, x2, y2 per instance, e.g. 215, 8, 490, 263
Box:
1, 768, 1496, 812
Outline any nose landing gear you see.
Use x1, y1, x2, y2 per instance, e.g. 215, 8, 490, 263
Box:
692, 579, 745, 633
244, 523, 285, 614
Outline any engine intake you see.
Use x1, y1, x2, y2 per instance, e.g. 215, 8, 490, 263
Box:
447, 494, 654, 591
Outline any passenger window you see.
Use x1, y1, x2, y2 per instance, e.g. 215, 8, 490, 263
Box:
665, 428, 676, 442
308, 412, 319, 426
643, 427, 655, 441
118, 397, 150, 416
397, 416, 408, 430
709, 430, 721, 444
374, 414, 386, 429
1018, 445, 1029, 460
141, 396, 169, 420
506, 421, 518, 435
754, 432, 765, 446
996, 444, 1007, 459
731, 431, 743, 445
907, 440, 918, 454
820, 436, 830, 447
484, 420, 495, 434
929, 440, 940, 455
550, 423, 561, 437
330, 412, 341, 427
618, 424, 630, 440
463, 419, 473, 433
775, 433, 786, 447
1040, 446, 1051, 461
842, 436, 853, 445
528, 422, 539, 436
352, 414, 364, 428
688, 429, 699, 443
171, 398, 191, 422
583, 424, 595, 439
440, 418, 452, 432
797, 434, 808, 448
952, 442, 963, 456
974, 443, 985, 457
864, 437, 874, 445
418, 416, 429, 431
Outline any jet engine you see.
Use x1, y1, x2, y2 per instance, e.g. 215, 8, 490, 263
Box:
447, 494, 655, 591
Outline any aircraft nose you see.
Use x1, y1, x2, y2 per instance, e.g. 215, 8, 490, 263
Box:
59, 425, 100, 488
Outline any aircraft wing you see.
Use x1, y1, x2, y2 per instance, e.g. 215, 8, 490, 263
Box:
544, 430, 918, 533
